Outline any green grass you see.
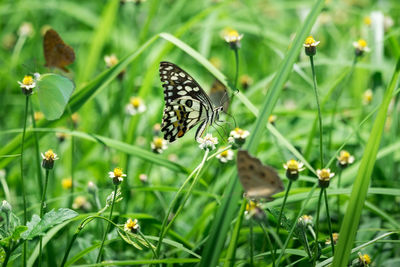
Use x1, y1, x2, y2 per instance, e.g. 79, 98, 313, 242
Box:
1, 0, 400, 266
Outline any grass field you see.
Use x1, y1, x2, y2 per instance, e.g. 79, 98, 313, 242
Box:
1, 0, 400, 266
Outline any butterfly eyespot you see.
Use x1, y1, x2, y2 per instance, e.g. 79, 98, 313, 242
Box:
186, 100, 193, 107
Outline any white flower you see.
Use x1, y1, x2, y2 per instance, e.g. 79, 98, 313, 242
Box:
18, 75, 36, 91
124, 218, 140, 233
216, 149, 234, 163
126, 97, 146, 115
151, 137, 168, 154
317, 168, 335, 181
108, 167, 126, 183
198, 133, 218, 151
230, 127, 250, 140
104, 54, 119, 68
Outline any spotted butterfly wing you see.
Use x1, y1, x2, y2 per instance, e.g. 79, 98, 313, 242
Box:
43, 29, 75, 72
237, 150, 284, 200
159, 62, 222, 143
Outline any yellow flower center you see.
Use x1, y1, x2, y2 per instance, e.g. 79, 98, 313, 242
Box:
357, 39, 368, 48
34, 112, 44, 121
234, 127, 244, 135
62, 178, 72, 189
364, 16, 371, 26
113, 167, 123, 177
73, 196, 86, 207
130, 97, 142, 108
363, 90, 373, 103
220, 150, 229, 157
44, 149, 55, 160
319, 169, 331, 180
339, 151, 350, 161
125, 218, 138, 230
268, 115, 276, 123
360, 254, 371, 264
227, 30, 239, 38
246, 201, 257, 212
154, 137, 164, 148
287, 159, 299, 170
304, 36, 316, 46
22, 75, 34, 85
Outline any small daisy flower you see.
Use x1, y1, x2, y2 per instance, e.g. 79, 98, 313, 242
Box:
61, 178, 72, 189
104, 54, 119, 68
268, 115, 277, 125
245, 200, 266, 222
216, 149, 234, 163
283, 159, 305, 181
229, 127, 250, 149
299, 215, 313, 226
124, 218, 140, 233
18, 22, 34, 37
358, 252, 371, 266
151, 137, 168, 154
303, 35, 320, 56
139, 174, 148, 184
34, 111, 44, 121
317, 168, 334, 188
223, 29, 243, 50
363, 16, 372, 26
41, 149, 59, 169
337, 150, 355, 169
325, 232, 339, 245
108, 167, 126, 185
240, 74, 253, 90
18, 75, 36, 95
126, 97, 146, 115
72, 196, 91, 211
362, 89, 373, 105
198, 133, 218, 151
353, 39, 370, 57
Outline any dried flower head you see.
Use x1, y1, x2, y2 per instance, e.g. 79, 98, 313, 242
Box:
151, 137, 168, 154
223, 29, 243, 49
41, 149, 59, 169
198, 133, 218, 151
126, 97, 146, 115
283, 159, 305, 181
337, 150, 355, 169
61, 178, 72, 189
216, 149, 234, 163
353, 39, 370, 57
317, 168, 334, 188
124, 218, 140, 233
268, 115, 277, 125
240, 74, 253, 90
303, 36, 320, 56
72, 196, 91, 211
108, 167, 126, 185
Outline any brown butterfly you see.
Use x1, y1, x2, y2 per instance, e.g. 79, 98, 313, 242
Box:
43, 29, 75, 72
237, 150, 284, 200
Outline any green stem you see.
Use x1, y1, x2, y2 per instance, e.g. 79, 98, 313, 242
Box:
69, 135, 75, 208
323, 188, 335, 255
259, 222, 276, 267
249, 219, 254, 267
39, 169, 50, 267
337, 170, 342, 226
276, 180, 292, 234
155, 150, 209, 257
20, 95, 29, 267
313, 188, 324, 266
96, 185, 119, 263
29, 100, 43, 197
233, 48, 239, 90
2, 248, 11, 267
137, 230, 158, 258
309, 56, 323, 167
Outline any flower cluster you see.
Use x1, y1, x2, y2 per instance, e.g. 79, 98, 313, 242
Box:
228, 127, 250, 149
198, 133, 218, 151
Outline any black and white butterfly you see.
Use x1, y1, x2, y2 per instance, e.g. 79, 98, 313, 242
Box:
159, 61, 224, 143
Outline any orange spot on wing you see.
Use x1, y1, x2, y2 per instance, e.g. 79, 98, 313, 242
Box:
178, 130, 184, 137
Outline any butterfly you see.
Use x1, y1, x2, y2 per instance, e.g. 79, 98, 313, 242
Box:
209, 79, 229, 113
237, 150, 284, 200
43, 29, 75, 72
159, 61, 224, 143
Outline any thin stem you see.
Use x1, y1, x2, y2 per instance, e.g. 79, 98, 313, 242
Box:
249, 219, 254, 267
39, 169, 50, 267
155, 150, 209, 257
276, 180, 292, 234
337, 169, 342, 226
2, 248, 11, 267
20, 95, 29, 267
233, 48, 239, 90
69, 135, 75, 208
29, 100, 43, 197
323, 188, 335, 255
96, 185, 118, 263
309, 56, 324, 167
259, 222, 276, 267
313, 188, 324, 266
137, 230, 158, 258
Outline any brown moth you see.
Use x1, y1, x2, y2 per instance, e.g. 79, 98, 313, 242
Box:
43, 29, 75, 72
237, 150, 284, 200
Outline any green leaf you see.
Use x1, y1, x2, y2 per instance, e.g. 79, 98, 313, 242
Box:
22, 208, 78, 240
36, 74, 75, 120
332, 58, 400, 267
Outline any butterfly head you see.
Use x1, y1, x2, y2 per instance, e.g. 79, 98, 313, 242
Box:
214, 106, 224, 122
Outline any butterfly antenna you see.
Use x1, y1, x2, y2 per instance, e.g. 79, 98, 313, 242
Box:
212, 123, 227, 142
223, 112, 237, 128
